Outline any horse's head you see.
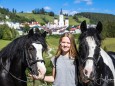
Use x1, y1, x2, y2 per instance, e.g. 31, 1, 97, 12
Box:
79, 20, 102, 83
24, 28, 47, 77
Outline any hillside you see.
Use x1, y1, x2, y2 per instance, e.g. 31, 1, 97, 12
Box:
17, 13, 90, 25
1, 7, 115, 38
76, 12, 115, 23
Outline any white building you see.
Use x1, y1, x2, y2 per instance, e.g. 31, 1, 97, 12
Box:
0, 21, 21, 29
54, 9, 69, 28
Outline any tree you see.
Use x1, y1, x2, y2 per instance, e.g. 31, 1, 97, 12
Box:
102, 21, 115, 38
23, 24, 30, 33
48, 11, 54, 16
39, 8, 45, 14
73, 15, 79, 22
2, 29, 13, 40
12, 8, 16, 13
0, 24, 19, 40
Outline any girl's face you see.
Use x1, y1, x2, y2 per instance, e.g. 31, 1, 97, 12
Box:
60, 37, 71, 54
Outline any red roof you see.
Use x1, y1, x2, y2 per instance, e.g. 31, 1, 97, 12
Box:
70, 28, 76, 31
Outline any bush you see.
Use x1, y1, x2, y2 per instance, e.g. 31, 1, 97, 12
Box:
2, 29, 13, 40
0, 24, 19, 40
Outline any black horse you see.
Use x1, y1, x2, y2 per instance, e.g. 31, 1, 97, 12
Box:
78, 20, 115, 86
0, 28, 47, 86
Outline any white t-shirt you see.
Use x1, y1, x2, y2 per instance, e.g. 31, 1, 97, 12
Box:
51, 55, 78, 86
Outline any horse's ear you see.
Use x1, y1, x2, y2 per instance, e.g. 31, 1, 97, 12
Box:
42, 31, 47, 38
28, 28, 41, 37
34, 28, 41, 34
28, 28, 34, 36
80, 20, 87, 33
96, 21, 102, 34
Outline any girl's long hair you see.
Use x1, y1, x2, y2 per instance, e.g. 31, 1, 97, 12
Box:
55, 32, 78, 59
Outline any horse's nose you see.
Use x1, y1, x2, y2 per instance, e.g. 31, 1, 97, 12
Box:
37, 63, 46, 75
32, 69, 39, 76
38, 67, 46, 75
83, 69, 93, 78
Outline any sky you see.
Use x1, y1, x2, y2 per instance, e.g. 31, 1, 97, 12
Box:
0, 0, 115, 15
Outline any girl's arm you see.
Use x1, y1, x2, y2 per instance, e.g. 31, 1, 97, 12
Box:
43, 67, 55, 82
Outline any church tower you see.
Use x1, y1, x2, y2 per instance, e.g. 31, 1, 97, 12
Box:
65, 17, 69, 27
53, 9, 69, 28
59, 9, 64, 27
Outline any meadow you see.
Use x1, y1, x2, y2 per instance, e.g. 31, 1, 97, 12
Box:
17, 13, 90, 26
0, 35, 115, 86
1, 36, 115, 52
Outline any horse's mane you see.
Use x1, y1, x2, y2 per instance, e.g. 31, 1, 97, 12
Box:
0, 35, 26, 59
0, 33, 47, 60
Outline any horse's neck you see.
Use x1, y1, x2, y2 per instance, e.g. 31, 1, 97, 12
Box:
100, 48, 115, 85
2, 58, 22, 73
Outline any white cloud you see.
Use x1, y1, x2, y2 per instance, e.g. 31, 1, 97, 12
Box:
0, 5, 3, 8
62, 10, 69, 14
63, 10, 79, 15
70, 11, 79, 15
44, 6, 51, 10
74, 0, 93, 5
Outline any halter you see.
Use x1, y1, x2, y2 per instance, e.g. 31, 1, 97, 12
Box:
30, 59, 45, 66
80, 54, 115, 85
79, 54, 101, 83
80, 55, 101, 67
25, 47, 45, 72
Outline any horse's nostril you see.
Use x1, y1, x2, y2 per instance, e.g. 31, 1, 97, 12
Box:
90, 71, 94, 78
84, 69, 88, 75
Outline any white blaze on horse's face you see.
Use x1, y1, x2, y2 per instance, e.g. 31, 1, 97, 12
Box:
84, 36, 96, 78
32, 43, 46, 74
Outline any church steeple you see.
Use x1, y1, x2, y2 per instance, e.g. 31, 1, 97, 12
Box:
60, 8, 63, 15
53, 8, 69, 27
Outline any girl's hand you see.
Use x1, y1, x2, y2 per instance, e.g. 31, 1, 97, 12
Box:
28, 70, 45, 80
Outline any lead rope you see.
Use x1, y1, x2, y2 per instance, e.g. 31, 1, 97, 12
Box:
0, 58, 29, 83
0, 55, 35, 86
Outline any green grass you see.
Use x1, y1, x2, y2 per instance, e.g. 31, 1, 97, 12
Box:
102, 38, 115, 52
17, 13, 53, 23
0, 37, 115, 52
46, 35, 60, 49
17, 13, 90, 26
0, 40, 11, 50
17, 13, 54, 23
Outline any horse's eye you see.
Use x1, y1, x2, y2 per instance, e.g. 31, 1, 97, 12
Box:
28, 46, 34, 50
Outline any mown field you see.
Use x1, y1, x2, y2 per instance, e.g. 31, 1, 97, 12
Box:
0, 36, 115, 86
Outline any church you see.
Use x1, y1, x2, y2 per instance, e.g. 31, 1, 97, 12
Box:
46, 9, 69, 29
54, 9, 69, 28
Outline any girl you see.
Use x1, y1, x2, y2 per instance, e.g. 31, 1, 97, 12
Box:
34, 32, 79, 86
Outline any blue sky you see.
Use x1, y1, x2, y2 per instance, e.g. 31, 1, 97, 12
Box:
0, 0, 115, 15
